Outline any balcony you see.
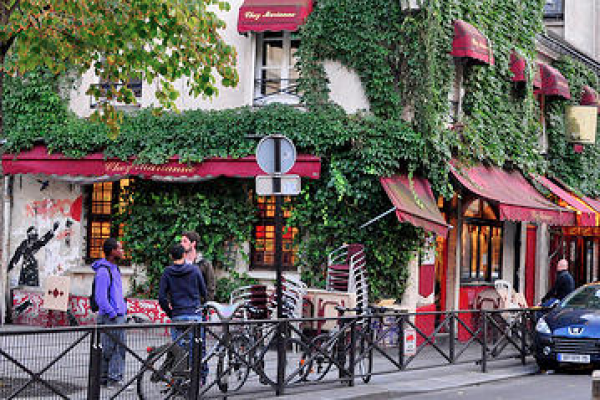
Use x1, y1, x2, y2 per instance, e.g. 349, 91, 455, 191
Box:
253, 78, 300, 107
90, 81, 143, 110
544, 0, 564, 19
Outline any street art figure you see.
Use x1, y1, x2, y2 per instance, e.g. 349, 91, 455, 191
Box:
8, 222, 60, 286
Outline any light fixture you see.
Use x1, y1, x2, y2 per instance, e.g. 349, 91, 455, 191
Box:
400, 0, 421, 13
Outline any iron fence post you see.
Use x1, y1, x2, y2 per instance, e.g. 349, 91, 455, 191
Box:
449, 312, 456, 363
398, 314, 406, 370
481, 310, 488, 373
87, 328, 102, 400
348, 317, 356, 387
276, 319, 287, 396
336, 317, 346, 381
188, 323, 202, 400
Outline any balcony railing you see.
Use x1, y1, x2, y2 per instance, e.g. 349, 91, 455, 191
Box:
543, 0, 564, 19
89, 81, 143, 109
253, 78, 300, 107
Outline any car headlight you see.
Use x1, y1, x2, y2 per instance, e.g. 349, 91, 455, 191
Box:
536, 317, 552, 335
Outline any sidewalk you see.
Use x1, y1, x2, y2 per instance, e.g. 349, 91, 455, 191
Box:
1, 323, 538, 399
268, 358, 538, 400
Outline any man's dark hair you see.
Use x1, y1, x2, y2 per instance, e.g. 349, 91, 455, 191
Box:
103, 238, 119, 256
170, 243, 186, 260
182, 231, 200, 246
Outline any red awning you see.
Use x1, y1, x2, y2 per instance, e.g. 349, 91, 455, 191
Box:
532, 175, 596, 226
583, 196, 600, 214
580, 85, 600, 114
2, 145, 321, 182
380, 175, 451, 237
238, 0, 313, 33
510, 51, 527, 83
450, 20, 494, 65
449, 163, 575, 226
536, 62, 571, 99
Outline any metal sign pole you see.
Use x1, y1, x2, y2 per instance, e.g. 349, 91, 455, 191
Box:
273, 137, 285, 395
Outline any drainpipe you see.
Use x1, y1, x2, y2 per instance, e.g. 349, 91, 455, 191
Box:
1, 176, 12, 325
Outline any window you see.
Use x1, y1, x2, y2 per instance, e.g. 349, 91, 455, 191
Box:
86, 179, 131, 262
90, 77, 143, 109
544, 0, 564, 19
251, 196, 298, 270
254, 32, 300, 106
461, 199, 503, 283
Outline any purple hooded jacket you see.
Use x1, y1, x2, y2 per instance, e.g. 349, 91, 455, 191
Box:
93, 258, 127, 319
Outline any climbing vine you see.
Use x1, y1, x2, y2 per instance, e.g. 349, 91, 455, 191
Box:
546, 57, 600, 196
3, 0, 600, 301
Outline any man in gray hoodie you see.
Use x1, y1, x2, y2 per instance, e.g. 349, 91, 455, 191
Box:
93, 238, 128, 389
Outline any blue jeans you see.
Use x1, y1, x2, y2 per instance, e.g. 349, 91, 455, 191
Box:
98, 314, 127, 384
171, 314, 207, 381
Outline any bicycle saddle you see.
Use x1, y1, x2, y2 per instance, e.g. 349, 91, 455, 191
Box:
205, 301, 242, 321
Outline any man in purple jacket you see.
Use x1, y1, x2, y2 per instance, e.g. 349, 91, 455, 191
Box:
93, 238, 128, 389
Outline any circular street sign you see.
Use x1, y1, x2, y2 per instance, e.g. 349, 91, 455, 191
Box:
256, 135, 297, 175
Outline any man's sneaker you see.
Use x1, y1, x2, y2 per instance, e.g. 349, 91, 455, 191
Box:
107, 380, 134, 392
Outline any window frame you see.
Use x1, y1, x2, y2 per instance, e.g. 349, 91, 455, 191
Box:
543, 0, 564, 19
253, 31, 300, 106
460, 198, 504, 284
250, 195, 298, 271
85, 180, 131, 264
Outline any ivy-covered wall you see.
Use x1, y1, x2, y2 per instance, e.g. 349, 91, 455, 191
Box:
546, 57, 600, 196
3, 0, 600, 302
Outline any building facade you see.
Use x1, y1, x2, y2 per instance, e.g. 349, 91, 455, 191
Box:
1, 0, 600, 326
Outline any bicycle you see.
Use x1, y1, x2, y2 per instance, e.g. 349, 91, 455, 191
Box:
302, 306, 378, 384
136, 301, 251, 399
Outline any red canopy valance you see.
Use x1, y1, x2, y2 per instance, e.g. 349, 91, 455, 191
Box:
380, 175, 451, 237
450, 20, 494, 65
580, 85, 600, 114
510, 51, 527, 83
2, 145, 321, 182
536, 62, 571, 99
238, 0, 313, 33
532, 175, 596, 227
450, 162, 575, 226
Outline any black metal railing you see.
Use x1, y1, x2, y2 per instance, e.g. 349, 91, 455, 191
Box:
543, 0, 564, 19
0, 308, 537, 399
89, 81, 143, 109
253, 78, 300, 106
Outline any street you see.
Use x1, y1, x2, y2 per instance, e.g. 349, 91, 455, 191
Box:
402, 370, 591, 400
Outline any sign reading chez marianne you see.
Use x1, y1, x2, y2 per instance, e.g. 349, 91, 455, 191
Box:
105, 161, 196, 176
238, 1, 313, 33
243, 10, 298, 21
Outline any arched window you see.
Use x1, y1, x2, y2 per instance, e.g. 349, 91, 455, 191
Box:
461, 199, 503, 283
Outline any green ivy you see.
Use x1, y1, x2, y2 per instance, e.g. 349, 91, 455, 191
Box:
4, 0, 600, 302
546, 57, 600, 196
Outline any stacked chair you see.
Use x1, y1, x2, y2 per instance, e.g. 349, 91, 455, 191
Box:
323, 243, 370, 323
326, 243, 369, 307
230, 284, 271, 320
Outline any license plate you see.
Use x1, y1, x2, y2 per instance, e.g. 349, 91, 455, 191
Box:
557, 353, 591, 363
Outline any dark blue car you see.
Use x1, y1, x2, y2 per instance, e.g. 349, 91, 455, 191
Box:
534, 283, 600, 370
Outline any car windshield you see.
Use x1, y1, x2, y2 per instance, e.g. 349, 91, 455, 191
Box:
561, 285, 600, 310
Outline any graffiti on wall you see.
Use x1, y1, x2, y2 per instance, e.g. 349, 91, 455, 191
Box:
25, 197, 82, 222
8, 190, 84, 288
8, 222, 60, 286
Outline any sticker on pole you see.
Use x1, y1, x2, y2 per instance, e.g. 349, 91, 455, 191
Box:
404, 328, 417, 356
256, 135, 297, 175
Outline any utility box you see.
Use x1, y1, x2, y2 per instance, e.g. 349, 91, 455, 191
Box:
565, 105, 598, 144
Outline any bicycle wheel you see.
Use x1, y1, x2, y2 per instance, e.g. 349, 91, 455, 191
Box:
216, 335, 251, 393
137, 344, 188, 400
286, 338, 313, 384
357, 329, 374, 383
302, 333, 334, 381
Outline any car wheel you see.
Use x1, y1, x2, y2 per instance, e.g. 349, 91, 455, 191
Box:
536, 358, 558, 372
